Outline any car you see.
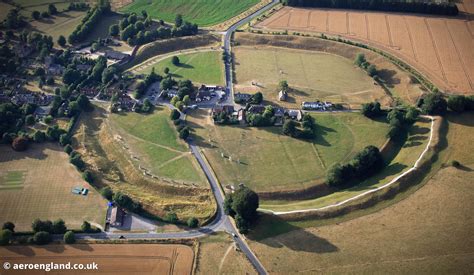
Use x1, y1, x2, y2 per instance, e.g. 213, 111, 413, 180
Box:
81, 188, 89, 195
232, 233, 237, 238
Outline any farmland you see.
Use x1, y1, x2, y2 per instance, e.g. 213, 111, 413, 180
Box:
256, 5, 474, 95
74, 105, 215, 222
0, 143, 106, 231
187, 109, 389, 193
234, 46, 388, 109
0, 244, 194, 274
120, 0, 260, 27
136, 51, 224, 85
248, 113, 474, 274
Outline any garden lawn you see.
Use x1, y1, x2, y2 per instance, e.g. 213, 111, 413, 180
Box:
138, 51, 224, 85
120, 0, 260, 27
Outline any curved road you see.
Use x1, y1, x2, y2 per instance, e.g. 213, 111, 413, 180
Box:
75, 2, 279, 274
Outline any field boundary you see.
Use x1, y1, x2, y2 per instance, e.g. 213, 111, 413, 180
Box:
259, 115, 439, 218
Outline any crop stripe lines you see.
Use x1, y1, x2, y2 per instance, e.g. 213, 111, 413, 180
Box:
311, 143, 326, 169
326, 11, 329, 32
466, 21, 474, 39
424, 18, 447, 82
365, 14, 370, 40
346, 12, 349, 34
385, 15, 394, 47
445, 20, 474, 90
403, 16, 418, 62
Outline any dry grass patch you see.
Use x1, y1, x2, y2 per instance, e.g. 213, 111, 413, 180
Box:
1, 244, 194, 274
0, 143, 106, 231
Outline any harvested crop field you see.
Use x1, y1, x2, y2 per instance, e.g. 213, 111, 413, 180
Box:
0, 143, 106, 231
0, 244, 194, 274
234, 46, 388, 109
257, 6, 474, 95
248, 113, 474, 274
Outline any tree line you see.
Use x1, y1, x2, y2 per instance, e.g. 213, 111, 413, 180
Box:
281, 0, 459, 16
68, 3, 111, 44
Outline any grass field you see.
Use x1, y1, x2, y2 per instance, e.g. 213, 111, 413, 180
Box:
109, 108, 205, 184
28, 11, 86, 43
248, 114, 474, 274
187, 109, 389, 193
260, 117, 432, 211
120, 0, 260, 27
196, 233, 257, 274
234, 46, 388, 109
0, 244, 194, 274
0, 143, 106, 231
257, 7, 474, 95
137, 51, 224, 85
74, 105, 215, 221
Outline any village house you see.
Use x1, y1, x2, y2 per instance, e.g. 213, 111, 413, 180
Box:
237, 108, 246, 124
274, 107, 285, 125
81, 87, 99, 98
234, 92, 252, 103
247, 104, 266, 114
15, 44, 34, 58
286, 109, 303, 121
104, 50, 130, 61
278, 90, 288, 101
109, 206, 125, 228
47, 64, 64, 76
195, 89, 212, 102
76, 64, 92, 72
212, 104, 235, 116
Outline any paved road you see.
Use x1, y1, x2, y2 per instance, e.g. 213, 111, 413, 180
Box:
222, 0, 280, 105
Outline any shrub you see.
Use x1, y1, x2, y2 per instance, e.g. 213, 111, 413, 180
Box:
44, 115, 53, 124
187, 217, 199, 228
32, 219, 53, 233
2, 222, 15, 232
171, 56, 180, 66
33, 130, 46, 143
451, 160, 460, 168
52, 219, 67, 234
81, 221, 92, 233
101, 186, 113, 200
64, 144, 73, 154
25, 114, 35, 125
170, 109, 180, 120
165, 212, 178, 224
179, 127, 189, 140
447, 95, 467, 113
33, 231, 52, 245
421, 92, 447, 115
361, 102, 382, 118
12, 136, 28, 151
82, 170, 94, 183
0, 229, 12, 246
64, 231, 75, 244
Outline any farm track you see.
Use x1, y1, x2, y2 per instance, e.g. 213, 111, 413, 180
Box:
257, 7, 474, 94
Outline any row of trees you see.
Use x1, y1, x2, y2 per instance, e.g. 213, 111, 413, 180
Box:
447, 95, 474, 113
281, 0, 459, 16
31, 4, 58, 20
354, 53, 378, 78
68, 4, 110, 44
326, 145, 385, 187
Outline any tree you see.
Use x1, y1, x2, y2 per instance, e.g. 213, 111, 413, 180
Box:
109, 24, 119, 36
48, 4, 57, 15
82, 170, 94, 183
367, 64, 377, 77
187, 217, 198, 228
165, 211, 178, 223
32, 219, 53, 233
25, 114, 35, 126
404, 107, 419, 124
59, 134, 71, 146
12, 137, 28, 151
354, 53, 366, 66
182, 95, 191, 106
278, 80, 289, 91
64, 231, 75, 244
251, 92, 263, 104
44, 115, 53, 124
164, 67, 170, 74
224, 194, 235, 216
35, 67, 45, 76
52, 219, 67, 234
33, 231, 51, 245
77, 94, 91, 111
447, 95, 467, 113
282, 120, 297, 137
421, 92, 447, 115
235, 214, 249, 234
101, 186, 113, 200
41, 11, 50, 18
2, 222, 15, 232
326, 163, 344, 187
81, 221, 92, 233
0, 229, 12, 246
170, 109, 180, 120
231, 186, 259, 222
101, 66, 117, 84
57, 35, 66, 47
171, 56, 180, 66
64, 144, 73, 154
33, 131, 46, 143
179, 127, 189, 140
175, 101, 184, 111
175, 14, 183, 27
361, 101, 382, 118
32, 10, 41, 20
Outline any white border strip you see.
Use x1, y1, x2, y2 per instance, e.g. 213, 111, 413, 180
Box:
260, 116, 435, 215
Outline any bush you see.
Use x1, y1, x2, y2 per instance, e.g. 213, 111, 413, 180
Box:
25, 114, 35, 125
451, 160, 461, 168
44, 115, 53, 124
170, 109, 180, 120
421, 92, 447, 115
64, 144, 73, 154
171, 56, 180, 66
64, 231, 75, 244
101, 186, 113, 200
70, 153, 85, 171
361, 102, 383, 118
32, 219, 53, 233
33, 130, 46, 143
447, 95, 467, 113
12, 136, 28, 151
0, 229, 12, 246
2, 222, 15, 232
33, 231, 52, 245
165, 212, 178, 224
179, 127, 189, 140
81, 221, 92, 233
187, 217, 199, 228
52, 219, 67, 234
59, 133, 71, 146
82, 170, 94, 183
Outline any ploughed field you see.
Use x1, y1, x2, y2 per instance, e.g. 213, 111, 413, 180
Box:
257, 5, 474, 95
0, 244, 194, 274
0, 143, 106, 231
120, 0, 260, 27
187, 110, 389, 194
234, 46, 389, 109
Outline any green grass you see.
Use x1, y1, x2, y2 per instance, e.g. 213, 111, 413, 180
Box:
110, 108, 205, 184
234, 46, 389, 109
0, 171, 25, 190
139, 51, 224, 85
120, 0, 260, 27
189, 111, 389, 192
260, 118, 432, 211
